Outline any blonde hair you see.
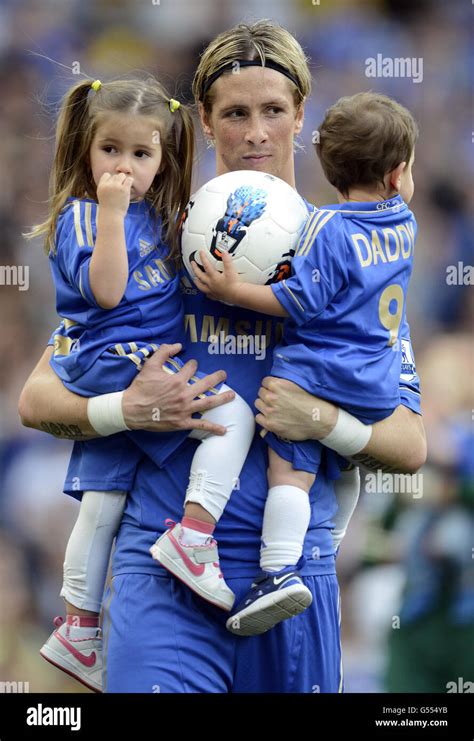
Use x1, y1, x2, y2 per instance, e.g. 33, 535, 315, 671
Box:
26, 76, 194, 261
192, 19, 312, 113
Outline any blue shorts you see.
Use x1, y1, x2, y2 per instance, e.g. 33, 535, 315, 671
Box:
265, 403, 395, 477
102, 571, 343, 693
63, 342, 224, 496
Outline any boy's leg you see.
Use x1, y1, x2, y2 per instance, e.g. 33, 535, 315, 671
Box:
227, 448, 315, 636
261, 447, 314, 571
40, 490, 127, 693
150, 385, 255, 610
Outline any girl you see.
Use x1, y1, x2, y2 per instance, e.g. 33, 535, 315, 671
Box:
27, 76, 254, 692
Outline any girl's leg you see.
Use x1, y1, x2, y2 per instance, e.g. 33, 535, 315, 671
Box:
180, 385, 255, 545
150, 386, 254, 610
61, 490, 127, 619
260, 447, 315, 571
41, 490, 127, 692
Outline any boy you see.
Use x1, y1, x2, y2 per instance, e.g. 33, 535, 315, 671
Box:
194, 91, 419, 635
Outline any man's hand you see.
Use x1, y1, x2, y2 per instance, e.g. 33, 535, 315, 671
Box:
255, 376, 427, 474
255, 376, 338, 440
191, 250, 243, 304
122, 343, 235, 435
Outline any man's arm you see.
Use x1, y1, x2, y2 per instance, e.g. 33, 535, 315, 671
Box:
19, 347, 94, 439
254, 377, 427, 474
350, 404, 426, 473
19, 344, 235, 440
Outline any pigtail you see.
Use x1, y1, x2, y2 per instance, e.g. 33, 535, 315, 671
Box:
25, 80, 96, 254
168, 104, 195, 262
153, 100, 195, 266
50, 81, 96, 202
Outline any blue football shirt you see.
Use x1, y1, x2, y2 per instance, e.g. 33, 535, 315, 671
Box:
49, 198, 185, 385
271, 195, 417, 411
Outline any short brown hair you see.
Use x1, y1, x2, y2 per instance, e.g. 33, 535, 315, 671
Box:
193, 20, 311, 114
316, 92, 418, 197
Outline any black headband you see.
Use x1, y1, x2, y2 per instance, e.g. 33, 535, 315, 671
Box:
200, 59, 300, 100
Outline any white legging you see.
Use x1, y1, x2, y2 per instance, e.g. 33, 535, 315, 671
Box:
331, 467, 361, 550
61, 385, 255, 612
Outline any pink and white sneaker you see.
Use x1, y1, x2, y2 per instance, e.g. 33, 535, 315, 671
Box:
150, 520, 235, 611
40, 617, 102, 693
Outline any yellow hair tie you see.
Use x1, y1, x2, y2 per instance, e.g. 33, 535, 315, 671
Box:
169, 98, 180, 113
91, 80, 102, 92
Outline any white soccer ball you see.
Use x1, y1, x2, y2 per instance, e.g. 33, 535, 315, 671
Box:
180, 170, 308, 287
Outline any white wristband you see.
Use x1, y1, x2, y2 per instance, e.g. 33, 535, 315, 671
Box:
320, 409, 372, 457
87, 391, 130, 436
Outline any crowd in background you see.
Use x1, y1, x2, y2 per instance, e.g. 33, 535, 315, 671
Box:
0, 0, 472, 693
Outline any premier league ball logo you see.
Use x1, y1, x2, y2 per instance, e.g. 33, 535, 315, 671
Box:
209, 186, 267, 260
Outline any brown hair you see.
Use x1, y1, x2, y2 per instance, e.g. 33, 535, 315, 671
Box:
26, 76, 194, 260
192, 19, 311, 114
316, 92, 418, 197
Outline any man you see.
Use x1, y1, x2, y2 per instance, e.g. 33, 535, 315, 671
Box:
19, 20, 426, 692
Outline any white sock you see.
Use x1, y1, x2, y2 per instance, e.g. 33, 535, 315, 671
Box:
260, 485, 311, 572
331, 467, 361, 550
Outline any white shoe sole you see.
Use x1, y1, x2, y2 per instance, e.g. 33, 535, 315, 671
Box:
226, 583, 313, 636
150, 543, 235, 611
40, 642, 102, 693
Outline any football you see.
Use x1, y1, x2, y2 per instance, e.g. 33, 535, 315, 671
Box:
180, 170, 309, 286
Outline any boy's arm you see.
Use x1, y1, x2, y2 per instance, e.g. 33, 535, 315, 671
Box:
193, 214, 344, 324
192, 251, 288, 316
88, 173, 131, 309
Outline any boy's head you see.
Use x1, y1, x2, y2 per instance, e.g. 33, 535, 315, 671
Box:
315, 92, 418, 203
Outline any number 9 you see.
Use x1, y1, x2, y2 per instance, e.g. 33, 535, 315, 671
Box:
379, 284, 404, 346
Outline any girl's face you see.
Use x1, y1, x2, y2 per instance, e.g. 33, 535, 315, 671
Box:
90, 113, 163, 201
199, 66, 304, 188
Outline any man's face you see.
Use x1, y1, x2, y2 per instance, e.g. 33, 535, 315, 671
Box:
199, 67, 304, 187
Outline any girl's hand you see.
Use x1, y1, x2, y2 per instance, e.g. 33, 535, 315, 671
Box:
191, 250, 243, 303
97, 172, 133, 216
